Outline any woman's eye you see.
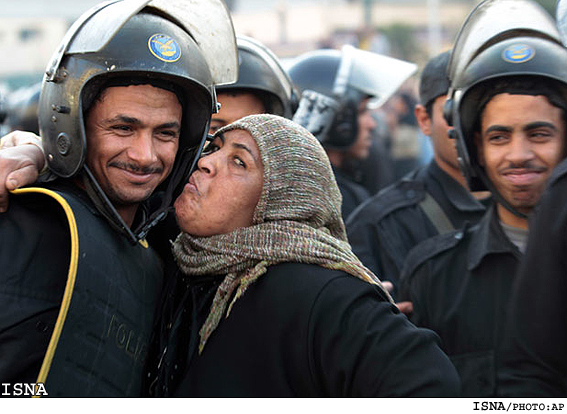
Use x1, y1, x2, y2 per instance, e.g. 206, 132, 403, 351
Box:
234, 157, 246, 168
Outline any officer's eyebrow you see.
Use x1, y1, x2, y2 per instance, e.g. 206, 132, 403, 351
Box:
484, 122, 559, 135
103, 115, 181, 130
103, 115, 143, 126
523, 121, 558, 132
484, 125, 512, 135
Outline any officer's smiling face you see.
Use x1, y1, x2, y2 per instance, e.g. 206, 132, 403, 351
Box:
85, 84, 181, 222
476, 93, 565, 218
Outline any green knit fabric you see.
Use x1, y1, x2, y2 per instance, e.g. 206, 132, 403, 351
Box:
171, 114, 392, 353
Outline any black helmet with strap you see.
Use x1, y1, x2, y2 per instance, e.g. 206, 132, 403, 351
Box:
219, 35, 299, 118
444, 0, 567, 217
38, 0, 238, 243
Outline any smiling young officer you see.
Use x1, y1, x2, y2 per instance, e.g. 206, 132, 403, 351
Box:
398, 0, 567, 397
0, 0, 237, 397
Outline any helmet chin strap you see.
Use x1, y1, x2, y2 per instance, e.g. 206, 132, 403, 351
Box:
476, 166, 529, 220
82, 165, 139, 245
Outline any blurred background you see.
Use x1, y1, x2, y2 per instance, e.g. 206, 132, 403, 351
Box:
0, 0, 557, 89
0, 0, 558, 181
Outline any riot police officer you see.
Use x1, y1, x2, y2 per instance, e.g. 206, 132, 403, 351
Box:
288, 46, 416, 220
0, 0, 237, 397
399, 0, 567, 397
346, 51, 489, 301
209, 35, 298, 134
498, 0, 567, 397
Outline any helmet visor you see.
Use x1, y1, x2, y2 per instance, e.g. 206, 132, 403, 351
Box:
342, 45, 417, 108
449, 0, 561, 85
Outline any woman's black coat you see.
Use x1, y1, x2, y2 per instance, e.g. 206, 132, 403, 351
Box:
149, 262, 460, 397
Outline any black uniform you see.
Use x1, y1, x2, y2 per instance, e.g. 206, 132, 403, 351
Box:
332, 166, 370, 222
150, 262, 461, 397
399, 203, 521, 397
498, 159, 567, 397
0, 180, 163, 396
346, 161, 488, 298
0, 186, 69, 385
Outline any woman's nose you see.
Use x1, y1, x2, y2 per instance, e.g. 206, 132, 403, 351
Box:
197, 151, 217, 174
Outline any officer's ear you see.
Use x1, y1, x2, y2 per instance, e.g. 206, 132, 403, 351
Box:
415, 104, 432, 136
474, 131, 485, 167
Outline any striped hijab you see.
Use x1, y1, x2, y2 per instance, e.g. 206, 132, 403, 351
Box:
172, 114, 391, 353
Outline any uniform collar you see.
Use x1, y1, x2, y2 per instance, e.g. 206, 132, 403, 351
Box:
467, 203, 521, 271
48, 177, 149, 232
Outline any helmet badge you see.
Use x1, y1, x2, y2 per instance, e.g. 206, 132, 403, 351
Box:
148, 34, 181, 62
502, 44, 535, 63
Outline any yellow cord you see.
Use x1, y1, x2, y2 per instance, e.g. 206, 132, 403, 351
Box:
11, 188, 79, 398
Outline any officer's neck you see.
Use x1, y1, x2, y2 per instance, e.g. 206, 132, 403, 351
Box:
73, 176, 138, 228
496, 203, 529, 230
433, 156, 468, 189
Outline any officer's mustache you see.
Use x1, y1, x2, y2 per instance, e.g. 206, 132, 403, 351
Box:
109, 161, 163, 175
499, 161, 547, 175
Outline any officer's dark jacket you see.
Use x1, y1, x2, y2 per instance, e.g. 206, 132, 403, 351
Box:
346, 161, 488, 299
332, 166, 370, 222
0, 180, 163, 396
149, 262, 461, 397
498, 159, 567, 397
399, 203, 521, 397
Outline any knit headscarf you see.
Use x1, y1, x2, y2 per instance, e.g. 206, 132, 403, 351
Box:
172, 114, 392, 353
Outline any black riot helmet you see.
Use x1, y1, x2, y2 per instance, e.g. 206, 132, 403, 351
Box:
217, 35, 299, 118
5, 82, 41, 134
444, 0, 567, 217
288, 45, 416, 150
38, 0, 238, 243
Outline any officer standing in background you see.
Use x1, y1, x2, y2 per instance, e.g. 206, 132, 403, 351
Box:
208, 35, 298, 133
288, 46, 416, 220
346, 50, 488, 301
498, 0, 567, 397
400, 0, 567, 396
0, 0, 237, 396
